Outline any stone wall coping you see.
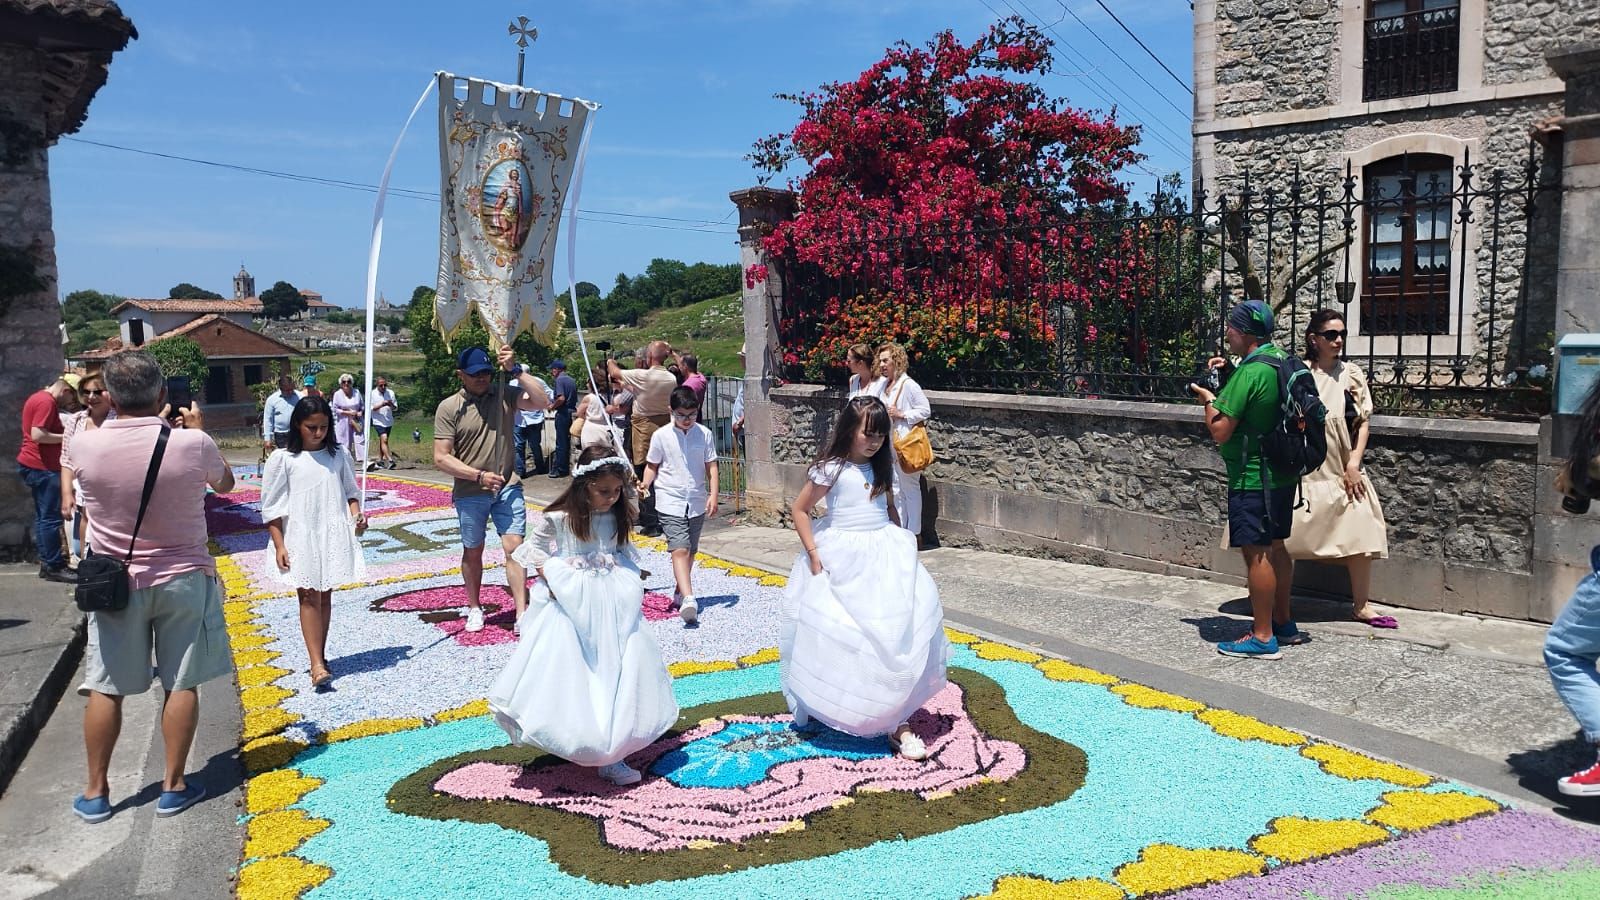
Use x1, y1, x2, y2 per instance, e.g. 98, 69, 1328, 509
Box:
1547, 43, 1600, 80
770, 383, 1540, 445
1196, 78, 1566, 137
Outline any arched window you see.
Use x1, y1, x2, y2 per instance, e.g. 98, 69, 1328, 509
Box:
1362, 153, 1454, 335
1364, 1, 1460, 102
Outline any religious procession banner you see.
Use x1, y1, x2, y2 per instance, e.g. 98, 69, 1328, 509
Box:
434, 72, 596, 348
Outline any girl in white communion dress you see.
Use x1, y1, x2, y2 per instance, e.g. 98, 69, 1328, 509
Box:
780, 395, 949, 759
489, 447, 678, 785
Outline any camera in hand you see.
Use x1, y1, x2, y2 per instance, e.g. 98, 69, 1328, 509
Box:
596, 340, 612, 354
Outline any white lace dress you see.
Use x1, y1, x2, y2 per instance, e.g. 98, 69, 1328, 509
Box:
490, 511, 679, 766
780, 460, 948, 737
260, 448, 367, 591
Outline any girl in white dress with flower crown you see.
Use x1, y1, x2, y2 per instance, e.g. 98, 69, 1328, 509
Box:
781, 395, 949, 759
261, 395, 368, 690
490, 446, 679, 785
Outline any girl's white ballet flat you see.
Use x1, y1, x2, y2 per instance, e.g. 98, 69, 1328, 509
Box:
889, 730, 927, 761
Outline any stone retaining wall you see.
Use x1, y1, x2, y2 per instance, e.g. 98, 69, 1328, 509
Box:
755, 383, 1587, 623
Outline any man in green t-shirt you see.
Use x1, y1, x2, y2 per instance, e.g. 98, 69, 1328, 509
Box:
1189, 300, 1306, 660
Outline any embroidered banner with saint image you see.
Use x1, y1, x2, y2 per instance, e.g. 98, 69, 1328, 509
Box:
435, 72, 594, 347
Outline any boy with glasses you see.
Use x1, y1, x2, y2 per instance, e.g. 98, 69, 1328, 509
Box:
640, 387, 719, 624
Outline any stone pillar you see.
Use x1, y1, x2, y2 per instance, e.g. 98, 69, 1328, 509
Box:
1534, 44, 1600, 621
0, 42, 66, 557
728, 186, 796, 525
1548, 44, 1600, 336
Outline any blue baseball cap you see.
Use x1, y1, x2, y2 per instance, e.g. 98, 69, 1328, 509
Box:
550, 359, 566, 371
457, 347, 493, 376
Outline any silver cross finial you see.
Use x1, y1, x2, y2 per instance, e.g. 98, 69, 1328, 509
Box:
508, 16, 538, 48
508, 16, 538, 85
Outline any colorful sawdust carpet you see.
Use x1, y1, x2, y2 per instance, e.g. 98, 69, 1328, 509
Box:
214, 469, 1600, 899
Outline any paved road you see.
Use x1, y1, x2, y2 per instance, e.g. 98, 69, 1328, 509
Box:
0, 660, 241, 899
0, 459, 1592, 898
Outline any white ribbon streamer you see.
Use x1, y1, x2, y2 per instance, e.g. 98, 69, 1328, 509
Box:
360, 76, 437, 509
558, 112, 626, 456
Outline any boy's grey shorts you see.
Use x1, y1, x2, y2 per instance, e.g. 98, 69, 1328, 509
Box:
659, 513, 705, 555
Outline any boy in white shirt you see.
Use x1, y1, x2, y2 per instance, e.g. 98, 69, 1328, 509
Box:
640, 386, 718, 624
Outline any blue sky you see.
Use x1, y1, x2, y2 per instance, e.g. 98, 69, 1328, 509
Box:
51, 0, 1196, 307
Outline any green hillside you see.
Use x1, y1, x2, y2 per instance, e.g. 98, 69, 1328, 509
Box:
575, 292, 744, 375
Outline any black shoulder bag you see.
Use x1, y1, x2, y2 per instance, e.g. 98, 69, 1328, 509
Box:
75, 427, 169, 613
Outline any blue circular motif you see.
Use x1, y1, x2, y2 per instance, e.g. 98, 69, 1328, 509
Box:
651, 720, 889, 788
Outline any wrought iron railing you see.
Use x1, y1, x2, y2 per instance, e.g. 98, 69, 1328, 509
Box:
775, 145, 1559, 419
1363, 4, 1460, 102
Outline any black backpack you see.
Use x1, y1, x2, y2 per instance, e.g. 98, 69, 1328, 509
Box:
1248, 353, 1329, 479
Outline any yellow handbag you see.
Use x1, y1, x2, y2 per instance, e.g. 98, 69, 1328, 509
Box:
893, 425, 934, 473
888, 380, 934, 473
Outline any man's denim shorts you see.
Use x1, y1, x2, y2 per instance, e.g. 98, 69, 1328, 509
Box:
454, 482, 526, 549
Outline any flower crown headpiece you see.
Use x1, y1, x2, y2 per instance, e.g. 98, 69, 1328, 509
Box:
572, 455, 630, 478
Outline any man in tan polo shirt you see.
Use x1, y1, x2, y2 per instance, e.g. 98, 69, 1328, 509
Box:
435, 345, 550, 633
609, 340, 677, 537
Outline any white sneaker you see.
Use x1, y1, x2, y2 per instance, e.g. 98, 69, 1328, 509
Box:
678, 596, 698, 625
597, 762, 641, 785
464, 606, 485, 633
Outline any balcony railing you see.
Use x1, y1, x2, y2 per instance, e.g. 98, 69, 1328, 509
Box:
1363, 5, 1460, 102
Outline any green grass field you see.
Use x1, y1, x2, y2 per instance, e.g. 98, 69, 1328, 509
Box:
576, 292, 744, 375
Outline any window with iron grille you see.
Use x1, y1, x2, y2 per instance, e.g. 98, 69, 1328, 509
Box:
1362, 153, 1454, 336
1363, 0, 1460, 102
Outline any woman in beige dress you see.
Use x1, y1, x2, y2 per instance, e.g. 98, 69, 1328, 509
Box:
1287, 309, 1397, 628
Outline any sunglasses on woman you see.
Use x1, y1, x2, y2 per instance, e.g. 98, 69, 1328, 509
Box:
82, 388, 106, 397
1314, 329, 1347, 341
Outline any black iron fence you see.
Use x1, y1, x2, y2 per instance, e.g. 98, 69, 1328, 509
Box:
776, 145, 1559, 419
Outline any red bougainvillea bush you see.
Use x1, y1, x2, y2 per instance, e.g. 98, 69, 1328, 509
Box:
749, 16, 1161, 387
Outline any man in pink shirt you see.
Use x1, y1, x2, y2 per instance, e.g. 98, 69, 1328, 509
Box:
69, 350, 235, 824
17, 375, 78, 581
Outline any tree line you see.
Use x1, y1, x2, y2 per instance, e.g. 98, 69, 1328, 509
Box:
576, 259, 740, 328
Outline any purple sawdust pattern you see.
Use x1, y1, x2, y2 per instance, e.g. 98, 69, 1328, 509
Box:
1168, 809, 1600, 899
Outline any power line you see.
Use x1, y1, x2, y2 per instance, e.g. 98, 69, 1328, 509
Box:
1051, 0, 1191, 116
985, 0, 1192, 160
1087, 0, 1193, 96
60, 137, 737, 232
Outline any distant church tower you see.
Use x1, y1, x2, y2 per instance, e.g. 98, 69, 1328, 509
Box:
234, 264, 256, 299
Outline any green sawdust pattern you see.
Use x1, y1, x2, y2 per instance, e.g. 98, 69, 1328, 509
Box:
387, 668, 1086, 884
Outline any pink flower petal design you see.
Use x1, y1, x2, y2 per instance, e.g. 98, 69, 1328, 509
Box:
433, 683, 1024, 851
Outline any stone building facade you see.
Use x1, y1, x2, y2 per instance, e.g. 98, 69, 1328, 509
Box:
0, 1, 134, 557
1193, 1, 1600, 371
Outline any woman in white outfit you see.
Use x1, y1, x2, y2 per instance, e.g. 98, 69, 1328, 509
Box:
781, 395, 948, 759
846, 342, 885, 399
877, 342, 931, 537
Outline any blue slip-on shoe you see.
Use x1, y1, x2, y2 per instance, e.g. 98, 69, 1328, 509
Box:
73, 794, 112, 824
1273, 621, 1311, 646
1217, 635, 1283, 660
155, 782, 206, 818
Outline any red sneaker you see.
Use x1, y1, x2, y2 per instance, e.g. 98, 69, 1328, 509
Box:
1558, 756, 1600, 797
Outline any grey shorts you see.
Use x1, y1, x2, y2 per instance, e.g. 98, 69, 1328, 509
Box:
79, 570, 233, 697
659, 513, 705, 555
